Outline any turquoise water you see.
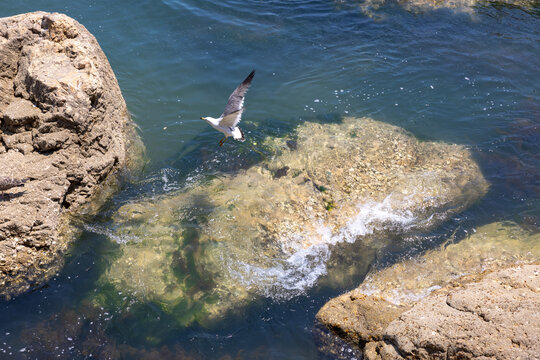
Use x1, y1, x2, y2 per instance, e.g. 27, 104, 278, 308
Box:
1, 0, 539, 358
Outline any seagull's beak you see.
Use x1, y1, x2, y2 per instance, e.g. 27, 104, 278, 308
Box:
200, 117, 205, 120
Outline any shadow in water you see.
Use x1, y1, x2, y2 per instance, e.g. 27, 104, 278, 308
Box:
473, 116, 540, 225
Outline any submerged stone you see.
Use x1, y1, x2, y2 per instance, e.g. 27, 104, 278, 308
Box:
18, 300, 202, 359
356, 221, 540, 305
98, 117, 488, 326
357, 0, 538, 16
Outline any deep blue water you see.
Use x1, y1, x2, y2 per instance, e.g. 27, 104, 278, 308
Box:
0, 0, 539, 359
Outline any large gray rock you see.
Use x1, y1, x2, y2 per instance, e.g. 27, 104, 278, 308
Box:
316, 222, 540, 359
0, 12, 144, 300
381, 264, 540, 359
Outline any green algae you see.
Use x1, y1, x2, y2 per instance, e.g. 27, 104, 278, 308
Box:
325, 200, 336, 211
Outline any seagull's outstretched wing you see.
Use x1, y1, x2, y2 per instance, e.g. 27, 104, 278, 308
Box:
220, 109, 244, 130
220, 70, 255, 128
0, 176, 29, 191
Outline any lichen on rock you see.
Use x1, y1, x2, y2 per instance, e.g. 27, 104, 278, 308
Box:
0, 12, 145, 300
97, 116, 488, 326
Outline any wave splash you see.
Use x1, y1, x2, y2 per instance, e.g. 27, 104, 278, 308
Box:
227, 193, 420, 300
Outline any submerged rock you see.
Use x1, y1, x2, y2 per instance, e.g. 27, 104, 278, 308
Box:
0, 12, 144, 300
19, 301, 202, 359
316, 221, 540, 359
99, 117, 488, 326
353, 221, 539, 305
357, 0, 538, 15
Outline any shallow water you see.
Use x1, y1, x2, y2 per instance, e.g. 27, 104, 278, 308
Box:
0, 0, 539, 359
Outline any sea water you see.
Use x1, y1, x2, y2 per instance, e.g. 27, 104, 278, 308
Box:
0, 0, 538, 358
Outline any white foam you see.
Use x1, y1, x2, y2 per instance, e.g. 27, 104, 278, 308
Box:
343, 195, 417, 239
160, 168, 181, 192
230, 193, 421, 300
84, 224, 140, 245
234, 242, 331, 300
361, 280, 443, 305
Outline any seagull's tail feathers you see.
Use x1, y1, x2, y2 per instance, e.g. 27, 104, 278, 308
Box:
232, 127, 246, 142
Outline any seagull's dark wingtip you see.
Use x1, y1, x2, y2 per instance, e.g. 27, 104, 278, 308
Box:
243, 70, 255, 85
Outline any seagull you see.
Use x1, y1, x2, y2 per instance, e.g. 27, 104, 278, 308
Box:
201, 70, 255, 146
0, 176, 29, 198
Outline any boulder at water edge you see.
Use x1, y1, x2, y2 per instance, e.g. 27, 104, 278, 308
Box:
0, 12, 144, 300
316, 221, 540, 359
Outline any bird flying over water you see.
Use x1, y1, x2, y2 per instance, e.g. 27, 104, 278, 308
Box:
201, 70, 255, 146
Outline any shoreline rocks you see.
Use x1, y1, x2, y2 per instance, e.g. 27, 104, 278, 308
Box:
0, 12, 144, 300
316, 222, 540, 359
367, 264, 540, 359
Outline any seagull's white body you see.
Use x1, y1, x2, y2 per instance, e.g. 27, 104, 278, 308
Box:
201, 70, 255, 146
203, 116, 245, 141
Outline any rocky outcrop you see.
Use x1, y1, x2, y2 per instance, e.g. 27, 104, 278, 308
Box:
316, 222, 540, 359
94, 116, 488, 326
0, 12, 144, 300
379, 264, 540, 359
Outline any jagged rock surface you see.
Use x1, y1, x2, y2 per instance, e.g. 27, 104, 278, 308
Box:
379, 264, 540, 359
0, 12, 143, 300
316, 222, 540, 359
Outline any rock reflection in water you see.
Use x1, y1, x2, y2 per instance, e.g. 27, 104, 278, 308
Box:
96, 117, 488, 326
